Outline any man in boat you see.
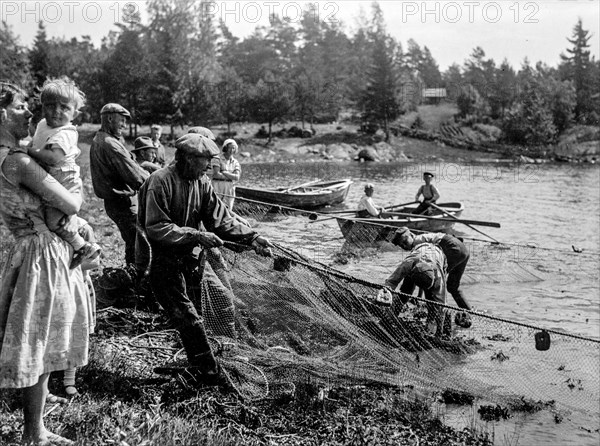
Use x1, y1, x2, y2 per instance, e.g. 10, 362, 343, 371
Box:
384, 242, 449, 337
392, 227, 472, 328
136, 133, 273, 387
357, 183, 385, 218
413, 172, 440, 215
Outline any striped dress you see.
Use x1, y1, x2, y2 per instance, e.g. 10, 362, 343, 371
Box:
0, 147, 92, 388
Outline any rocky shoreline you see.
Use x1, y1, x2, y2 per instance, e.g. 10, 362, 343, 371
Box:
233, 125, 599, 165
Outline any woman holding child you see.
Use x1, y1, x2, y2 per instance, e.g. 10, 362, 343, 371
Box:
0, 82, 92, 445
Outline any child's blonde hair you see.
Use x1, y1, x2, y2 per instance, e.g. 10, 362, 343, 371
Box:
40, 76, 86, 111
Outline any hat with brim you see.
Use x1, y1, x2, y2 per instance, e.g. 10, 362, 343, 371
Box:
364, 183, 374, 190
175, 133, 220, 158
392, 227, 412, 246
132, 136, 155, 153
423, 172, 434, 178
100, 103, 131, 118
187, 126, 216, 141
409, 261, 435, 290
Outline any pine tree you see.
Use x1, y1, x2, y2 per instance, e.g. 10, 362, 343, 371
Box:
0, 21, 33, 87
29, 22, 50, 86
361, 35, 401, 141
560, 19, 596, 124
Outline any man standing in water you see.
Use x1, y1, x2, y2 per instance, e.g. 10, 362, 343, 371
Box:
391, 227, 472, 328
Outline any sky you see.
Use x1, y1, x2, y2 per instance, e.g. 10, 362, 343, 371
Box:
1, 1, 599, 71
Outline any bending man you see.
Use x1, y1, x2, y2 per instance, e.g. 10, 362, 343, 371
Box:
384, 242, 448, 337
392, 227, 471, 311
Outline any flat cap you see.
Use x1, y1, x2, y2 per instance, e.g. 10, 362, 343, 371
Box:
175, 133, 220, 158
187, 126, 216, 141
100, 103, 131, 118
409, 261, 435, 290
423, 171, 434, 178
395, 227, 411, 237
364, 183, 374, 190
132, 136, 155, 152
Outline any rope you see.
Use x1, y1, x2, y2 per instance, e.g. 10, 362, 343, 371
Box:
235, 196, 315, 216
315, 212, 600, 257
460, 236, 600, 257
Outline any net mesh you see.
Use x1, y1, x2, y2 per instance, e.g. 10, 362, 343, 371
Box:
144, 197, 595, 420
96, 196, 599, 425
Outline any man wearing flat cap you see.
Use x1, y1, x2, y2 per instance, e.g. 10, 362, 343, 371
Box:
392, 227, 471, 309
90, 103, 149, 266
137, 133, 272, 387
384, 242, 448, 337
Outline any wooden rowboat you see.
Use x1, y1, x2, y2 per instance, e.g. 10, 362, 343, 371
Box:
235, 179, 353, 210
337, 202, 464, 245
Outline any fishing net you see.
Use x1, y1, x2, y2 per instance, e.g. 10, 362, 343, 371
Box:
219, 197, 599, 418
89, 196, 599, 432
200, 241, 598, 414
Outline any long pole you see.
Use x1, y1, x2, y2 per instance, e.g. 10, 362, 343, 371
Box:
428, 202, 501, 244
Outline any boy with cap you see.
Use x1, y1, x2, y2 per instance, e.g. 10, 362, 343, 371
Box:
384, 243, 448, 336
137, 133, 272, 388
413, 171, 440, 215
132, 136, 161, 173
357, 183, 384, 218
90, 103, 149, 266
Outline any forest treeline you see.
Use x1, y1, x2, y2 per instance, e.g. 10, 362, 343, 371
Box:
1, 1, 598, 145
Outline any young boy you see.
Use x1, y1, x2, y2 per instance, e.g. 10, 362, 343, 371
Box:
29, 77, 101, 270
413, 172, 440, 215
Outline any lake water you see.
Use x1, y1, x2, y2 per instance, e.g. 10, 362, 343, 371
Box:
239, 161, 600, 445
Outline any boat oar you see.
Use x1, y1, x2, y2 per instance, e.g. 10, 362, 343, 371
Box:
309, 201, 418, 221
308, 210, 357, 221
281, 179, 320, 194
384, 211, 501, 228
384, 200, 419, 211
428, 202, 501, 244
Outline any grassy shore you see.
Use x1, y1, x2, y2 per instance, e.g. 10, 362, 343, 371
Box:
0, 119, 501, 445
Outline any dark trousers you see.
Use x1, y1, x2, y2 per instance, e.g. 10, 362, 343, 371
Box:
439, 235, 470, 310
150, 254, 217, 373
413, 200, 435, 215
105, 196, 138, 265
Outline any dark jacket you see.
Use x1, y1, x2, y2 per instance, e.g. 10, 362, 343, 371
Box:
136, 165, 257, 260
90, 130, 149, 200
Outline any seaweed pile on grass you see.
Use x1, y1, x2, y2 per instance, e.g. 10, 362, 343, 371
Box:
0, 307, 493, 445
